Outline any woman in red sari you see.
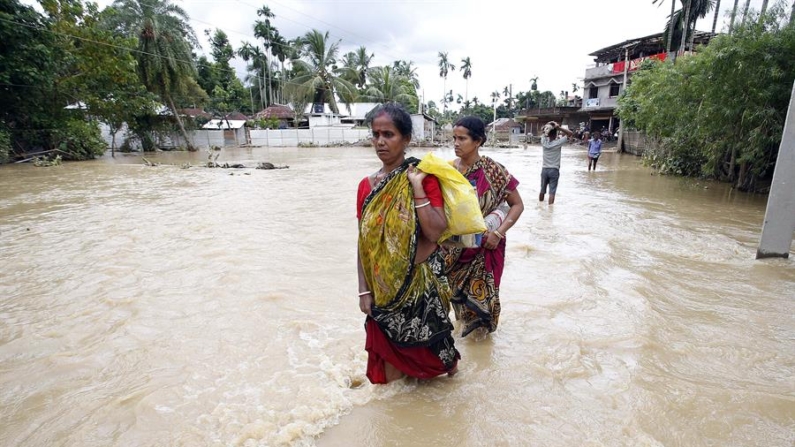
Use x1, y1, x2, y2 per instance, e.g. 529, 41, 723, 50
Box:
357, 104, 460, 384
443, 116, 524, 338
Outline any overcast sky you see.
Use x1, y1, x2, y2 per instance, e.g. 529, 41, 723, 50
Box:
26, 0, 777, 109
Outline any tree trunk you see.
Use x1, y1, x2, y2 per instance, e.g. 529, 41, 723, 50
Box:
712, 0, 721, 33
791, 0, 795, 24
742, 0, 751, 26
679, 0, 692, 56
168, 95, 195, 151
760, 0, 769, 17
729, 0, 740, 33
666, 0, 676, 53
728, 145, 737, 181
689, 15, 697, 51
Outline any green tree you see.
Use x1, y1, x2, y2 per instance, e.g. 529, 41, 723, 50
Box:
618, 5, 795, 191
437, 51, 455, 113
238, 42, 267, 111
364, 66, 414, 109
392, 60, 420, 90
110, 0, 200, 150
461, 56, 472, 103
290, 29, 356, 115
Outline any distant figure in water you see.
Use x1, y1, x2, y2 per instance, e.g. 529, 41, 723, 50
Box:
539, 121, 573, 204
588, 131, 603, 171
356, 103, 459, 384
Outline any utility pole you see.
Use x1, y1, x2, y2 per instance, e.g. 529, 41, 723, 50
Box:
617, 47, 630, 153
757, 80, 795, 259
492, 102, 497, 146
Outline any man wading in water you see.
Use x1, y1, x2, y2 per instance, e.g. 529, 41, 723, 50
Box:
539, 121, 573, 204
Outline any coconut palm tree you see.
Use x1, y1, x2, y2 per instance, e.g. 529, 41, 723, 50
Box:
438, 51, 455, 112
711, 0, 721, 33
110, 0, 199, 149
460, 56, 472, 102
353, 46, 374, 88
364, 66, 413, 106
741, 0, 751, 25
290, 29, 356, 115
651, 0, 677, 52
392, 60, 420, 90
728, 0, 740, 33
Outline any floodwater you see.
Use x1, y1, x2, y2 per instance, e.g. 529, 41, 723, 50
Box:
0, 144, 793, 447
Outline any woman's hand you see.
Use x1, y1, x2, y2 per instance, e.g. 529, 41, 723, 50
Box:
359, 293, 373, 316
406, 164, 427, 187
482, 231, 501, 250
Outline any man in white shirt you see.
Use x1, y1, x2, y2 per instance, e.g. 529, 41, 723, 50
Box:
539, 121, 573, 204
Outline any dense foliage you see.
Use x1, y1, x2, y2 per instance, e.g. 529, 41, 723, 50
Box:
618, 6, 795, 192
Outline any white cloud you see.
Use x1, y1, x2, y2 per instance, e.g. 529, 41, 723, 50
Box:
20, 0, 772, 109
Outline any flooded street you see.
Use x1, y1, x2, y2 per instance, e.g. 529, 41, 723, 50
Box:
1, 144, 793, 446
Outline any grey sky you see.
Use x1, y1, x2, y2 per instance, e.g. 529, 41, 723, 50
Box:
23, 0, 776, 109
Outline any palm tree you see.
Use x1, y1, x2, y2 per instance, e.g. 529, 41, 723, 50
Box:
270, 32, 288, 104
438, 51, 455, 112
110, 0, 199, 149
238, 42, 266, 111
364, 66, 412, 106
254, 6, 276, 106
290, 29, 356, 115
729, 0, 740, 33
490, 90, 500, 105
392, 60, 420, 90
651, 0, 677, 52
472, 96, 479, 106
741, 0, 751, 26
461, 56, 472, 102
530, 76, 538, 91
759, 0, 769, 19
353, 46, 374, 88
709, 0, 721, 33
679, 0, 692, 55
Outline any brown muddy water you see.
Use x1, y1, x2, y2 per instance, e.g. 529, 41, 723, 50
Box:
1, 144, 793, 447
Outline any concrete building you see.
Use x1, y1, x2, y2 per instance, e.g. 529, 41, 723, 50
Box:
581, 30, 714, 135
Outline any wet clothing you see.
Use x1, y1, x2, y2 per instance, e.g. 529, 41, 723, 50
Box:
540, 167, 560, 194
541, 135, 568, 169
357, 158, 459, 383
442, 156, 519, 337
588, 138, 603, 158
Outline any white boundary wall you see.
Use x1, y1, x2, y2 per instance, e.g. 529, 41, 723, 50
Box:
249, 128, 371, 147
99, 124, 371, 150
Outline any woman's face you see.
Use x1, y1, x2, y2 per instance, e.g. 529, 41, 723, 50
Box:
371, 114, 409, 166
453, 125, 480, 158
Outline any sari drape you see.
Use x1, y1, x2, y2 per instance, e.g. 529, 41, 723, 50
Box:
442, 156, 518, 337
359, 158, 459, 380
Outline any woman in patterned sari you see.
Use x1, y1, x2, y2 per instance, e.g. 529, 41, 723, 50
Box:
443, 116, 525, 338
357, 104, 460, 384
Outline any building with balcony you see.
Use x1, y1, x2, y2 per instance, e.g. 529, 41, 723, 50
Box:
581, 30, 714, 135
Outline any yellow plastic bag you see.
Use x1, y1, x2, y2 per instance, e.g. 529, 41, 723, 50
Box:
417, 152, 486, 243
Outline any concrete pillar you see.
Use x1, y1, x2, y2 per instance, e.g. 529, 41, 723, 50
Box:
617, 47, 630, 153
757, 80, 795, 259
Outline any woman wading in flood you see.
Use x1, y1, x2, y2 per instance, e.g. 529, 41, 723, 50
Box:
443, 116, 524, 338
356, 103, 460, 383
